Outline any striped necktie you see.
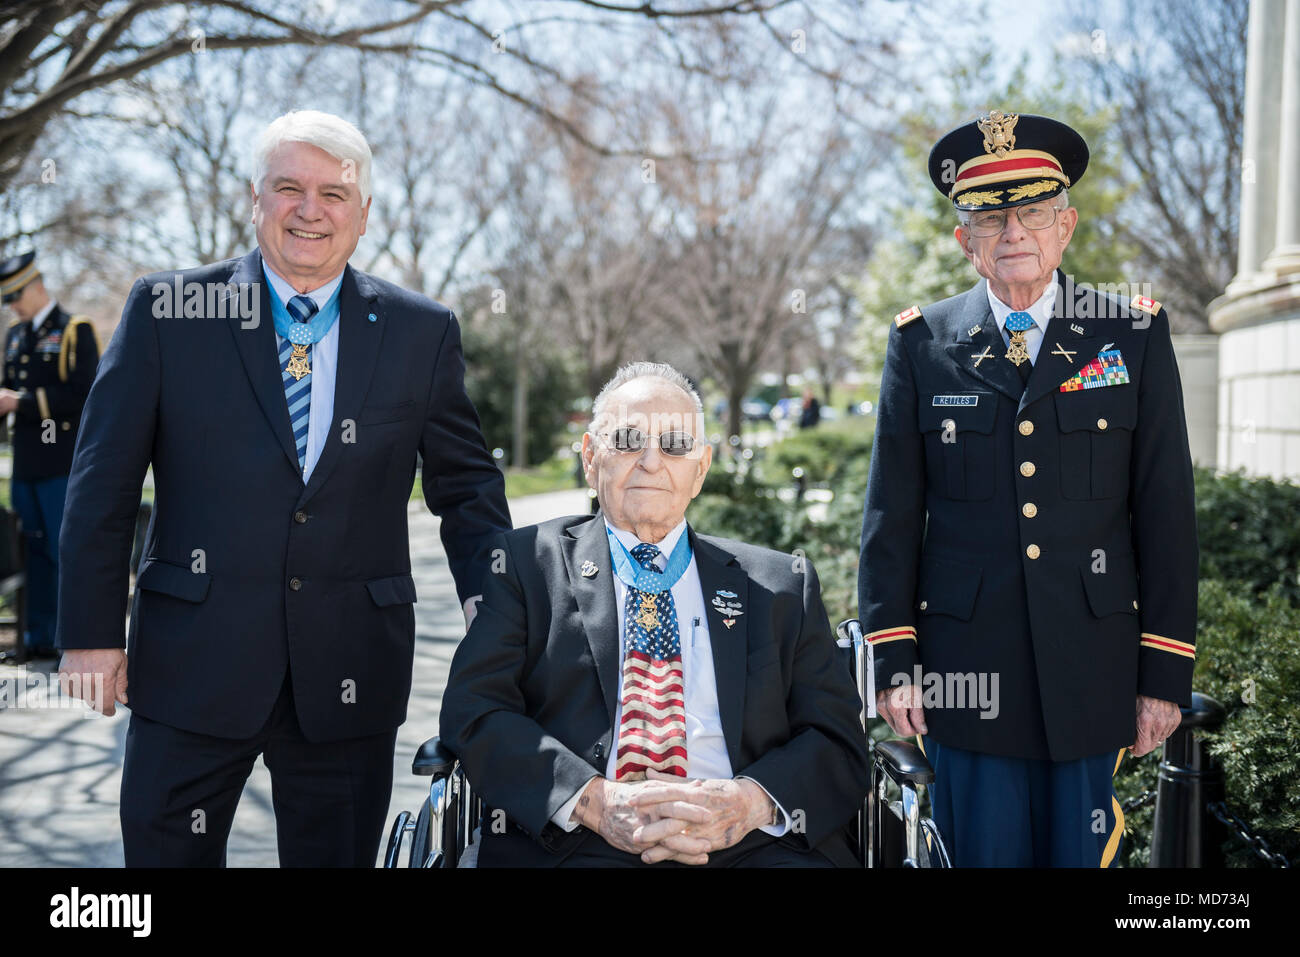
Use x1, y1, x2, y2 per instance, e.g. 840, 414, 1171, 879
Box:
281, 294, 318, 472
615, 543, 688, 780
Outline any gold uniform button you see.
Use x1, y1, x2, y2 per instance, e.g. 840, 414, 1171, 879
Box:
1026, 544, 1041, 560
1132, 600, 1139, 610
919, 600, 928, 610
61, 421, 70, 430
18, 370, 26, 379
1022, 502, 1038, 518
1018, 420, 1034, 436
19, 355, 28, 363
1097, 418, 1108, 430
1019, 461, 1036, 477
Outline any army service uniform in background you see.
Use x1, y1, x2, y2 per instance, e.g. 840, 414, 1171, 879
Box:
0, 252, 100, 659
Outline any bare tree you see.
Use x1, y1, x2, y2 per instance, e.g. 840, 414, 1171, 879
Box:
1060, 0, 1247, 330
0, 0, 889, 194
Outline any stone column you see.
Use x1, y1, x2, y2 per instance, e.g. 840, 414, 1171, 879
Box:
1232, 0, 1286, 291
1263, 0, 1300, 275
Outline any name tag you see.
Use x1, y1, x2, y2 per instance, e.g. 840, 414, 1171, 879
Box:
932, 395, 979, 407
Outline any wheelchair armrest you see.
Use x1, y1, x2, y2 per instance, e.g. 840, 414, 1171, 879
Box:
874, 739, 934, 788
412, 736, 458, 779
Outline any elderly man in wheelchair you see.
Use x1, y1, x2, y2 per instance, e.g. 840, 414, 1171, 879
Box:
385, 361, 950, 868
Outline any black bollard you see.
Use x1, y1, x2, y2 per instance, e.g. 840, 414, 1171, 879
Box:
1149, 692, 1228, 868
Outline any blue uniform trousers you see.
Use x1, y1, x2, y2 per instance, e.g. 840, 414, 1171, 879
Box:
10, 474, 69, 655
923, 735, 1127, 867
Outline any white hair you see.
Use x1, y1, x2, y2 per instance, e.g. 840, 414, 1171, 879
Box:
252, 110, 372, 205
591, 361, 704, 425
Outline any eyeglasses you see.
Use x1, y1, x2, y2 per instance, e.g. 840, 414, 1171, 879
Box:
598, 427, 697, 456
961, 200, 1064, 237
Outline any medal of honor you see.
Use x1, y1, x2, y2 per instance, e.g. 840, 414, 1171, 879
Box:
636, 594, 661, 631
286, 343, 311, 380
1005, 331, 1031, 367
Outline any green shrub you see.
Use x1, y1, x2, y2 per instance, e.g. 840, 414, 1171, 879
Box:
1115, 578, 1300, 867
1195, 467, 1300, 606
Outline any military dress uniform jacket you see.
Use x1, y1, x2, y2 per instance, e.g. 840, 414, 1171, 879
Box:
2, 305, 99, 480
858, 270, 1198, 762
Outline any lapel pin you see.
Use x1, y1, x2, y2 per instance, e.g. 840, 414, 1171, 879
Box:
971, 346, 994, 367
1050, 342, 1077, 363
580, 560, 598, 578
1069, 323, 1085, 335
711, 589, 744, 628
368, 313, 377, 323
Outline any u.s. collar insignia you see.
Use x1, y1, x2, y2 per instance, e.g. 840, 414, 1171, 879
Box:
967, 324, 982, 337
711, 589, 744, 629
1069, 322, 1085, 335
580, 560, 598, 578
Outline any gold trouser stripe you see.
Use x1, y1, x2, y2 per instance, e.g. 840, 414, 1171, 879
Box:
35, 387, 50, 421
1100, 748, 1127, 868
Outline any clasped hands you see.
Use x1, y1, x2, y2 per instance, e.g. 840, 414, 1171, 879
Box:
572, 769, 775, 865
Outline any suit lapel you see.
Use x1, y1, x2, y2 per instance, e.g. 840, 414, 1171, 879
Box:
1020, 271, 1103, 411
562, 513, 621, 731
944, 280, 1024, 403
691, 529, 749, 767
298, 265, 384, 504
224, 250, 300, 476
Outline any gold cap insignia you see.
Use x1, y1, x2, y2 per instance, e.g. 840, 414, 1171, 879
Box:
977, 110, 1019, 157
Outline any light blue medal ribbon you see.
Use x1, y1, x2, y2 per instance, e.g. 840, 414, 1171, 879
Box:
606, 526, 693, 593
270, 283, 343, 344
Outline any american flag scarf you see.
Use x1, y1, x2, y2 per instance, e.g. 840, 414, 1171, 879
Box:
614, 541, 688, 780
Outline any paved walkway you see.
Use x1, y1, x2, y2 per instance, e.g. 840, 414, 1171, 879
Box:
0, 487, 590, 867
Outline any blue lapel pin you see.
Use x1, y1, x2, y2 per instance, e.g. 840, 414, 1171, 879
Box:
368, 313, 377, 323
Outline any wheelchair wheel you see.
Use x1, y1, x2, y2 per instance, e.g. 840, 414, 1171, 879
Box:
409, 799, 435, 868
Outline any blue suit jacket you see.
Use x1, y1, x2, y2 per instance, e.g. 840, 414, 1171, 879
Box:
56, 249, 511, 742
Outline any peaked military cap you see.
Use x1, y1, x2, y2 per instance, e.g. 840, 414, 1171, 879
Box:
928, 111, 1089, 211
0, 250, 40, 304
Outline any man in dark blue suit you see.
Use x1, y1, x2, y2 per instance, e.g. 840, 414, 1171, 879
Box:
55, 110, 511, 866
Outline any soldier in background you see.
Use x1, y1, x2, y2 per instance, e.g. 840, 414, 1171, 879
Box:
0, 251, 100, 662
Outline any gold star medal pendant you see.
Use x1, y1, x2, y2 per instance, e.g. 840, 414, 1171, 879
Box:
636, 593, 661, 631
1004, 311, 1035, 367
283, 316, 317, 381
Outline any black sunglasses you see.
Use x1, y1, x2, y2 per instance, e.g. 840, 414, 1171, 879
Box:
600, 427, 696, 456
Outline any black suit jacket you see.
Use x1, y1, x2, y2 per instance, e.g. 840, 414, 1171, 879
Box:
859, 271, 1198, 762
56, 249, 511, 742
439, 512, 871, 866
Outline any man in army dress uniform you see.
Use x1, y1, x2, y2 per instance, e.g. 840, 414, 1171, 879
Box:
0, 252, 100, 661
858, 113, 1197, 866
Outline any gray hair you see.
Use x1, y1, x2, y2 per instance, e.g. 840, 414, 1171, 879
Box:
591, 361, 703, 425
252, 110, 373, 205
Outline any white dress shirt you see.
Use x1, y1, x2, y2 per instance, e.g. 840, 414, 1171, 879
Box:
260, 261, 344, 483
551, 518, 789, 837
29, 299, 56, 334
986, 279, 1057, 365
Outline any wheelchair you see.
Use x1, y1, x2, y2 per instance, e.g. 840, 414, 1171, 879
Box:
384, 618, 951, 868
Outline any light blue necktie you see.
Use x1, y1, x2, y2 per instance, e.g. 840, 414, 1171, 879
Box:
281, 294, 317, 472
